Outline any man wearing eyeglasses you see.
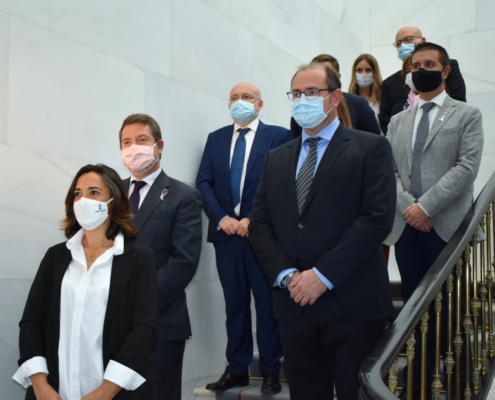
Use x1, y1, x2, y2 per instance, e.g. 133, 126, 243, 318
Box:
379, 26, 466, 135
196, 82, 291, 394
249, 64, 396, 399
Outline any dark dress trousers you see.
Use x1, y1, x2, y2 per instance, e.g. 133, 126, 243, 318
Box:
379, 59, 466, 134
196, 120, 291, 376
290, 92, 381, 138
249, 124, 396, 399
19, 238, 159, 400
124, 170, 202, 400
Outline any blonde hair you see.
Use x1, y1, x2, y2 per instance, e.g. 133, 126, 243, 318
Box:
348, 54, 383, 103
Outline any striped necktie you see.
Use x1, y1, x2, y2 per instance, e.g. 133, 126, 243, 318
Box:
296, 137, 321, 214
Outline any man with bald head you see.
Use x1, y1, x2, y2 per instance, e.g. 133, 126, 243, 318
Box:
379, 26, 466, 134
196, 82, 291, 393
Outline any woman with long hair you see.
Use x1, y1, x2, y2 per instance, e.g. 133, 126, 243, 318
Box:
349, 54, 383, 124
13, 164, 159, 400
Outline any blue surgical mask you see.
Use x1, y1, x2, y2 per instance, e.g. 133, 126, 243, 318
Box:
291, 93, 334, 129
229, 100, 259, 123
398, 43, 415, 61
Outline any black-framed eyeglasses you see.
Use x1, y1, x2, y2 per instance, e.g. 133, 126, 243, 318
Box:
393, 36, 422, 48
287, 88, 331, 101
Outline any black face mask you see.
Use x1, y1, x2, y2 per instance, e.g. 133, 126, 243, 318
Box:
411, 68, 444, 93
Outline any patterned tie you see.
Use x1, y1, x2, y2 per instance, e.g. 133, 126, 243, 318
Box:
296, 137, 321, 214
129, 180, 147, 215
230, 128, 249, 208
410, 102, 436, 199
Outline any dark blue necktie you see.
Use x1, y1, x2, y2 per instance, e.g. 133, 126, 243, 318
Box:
129, 180, 147, 215
230, 128, 249, 208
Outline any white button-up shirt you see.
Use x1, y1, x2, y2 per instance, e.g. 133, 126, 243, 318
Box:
230, 118, 259, 215
13, 229, 145, 399
128, 167, 162, 209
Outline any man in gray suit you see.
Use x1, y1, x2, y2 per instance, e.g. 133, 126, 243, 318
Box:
385, 42, 483, 396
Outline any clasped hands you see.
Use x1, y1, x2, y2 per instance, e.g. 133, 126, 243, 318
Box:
287, 270, 327, 306
220, 216, 250, 237
404, 203, 432, 233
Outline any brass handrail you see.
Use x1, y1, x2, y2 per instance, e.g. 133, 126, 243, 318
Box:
359, 170, 495, 400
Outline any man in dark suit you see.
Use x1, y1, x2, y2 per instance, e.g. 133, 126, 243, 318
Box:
379, 26, 466, 134
249, 64, 396, 399
291, 53, 381, 138
196, 83, 291, 394
119, 114, 202, 400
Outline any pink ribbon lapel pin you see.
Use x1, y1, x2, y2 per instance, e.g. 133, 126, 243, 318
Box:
160, 189, 169, 201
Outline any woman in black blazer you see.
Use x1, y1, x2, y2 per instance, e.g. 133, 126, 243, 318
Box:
13, 164, 159, 400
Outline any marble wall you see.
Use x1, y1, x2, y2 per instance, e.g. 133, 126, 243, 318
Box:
1, 1, 494, 399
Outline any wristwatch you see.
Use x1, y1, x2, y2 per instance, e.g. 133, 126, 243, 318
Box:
281, 272, 296, 288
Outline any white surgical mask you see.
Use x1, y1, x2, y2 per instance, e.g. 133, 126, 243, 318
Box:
73, 197, 113, 231
122, 142, 159, 174
405, 72, 416, 91
355, 73, 374, 88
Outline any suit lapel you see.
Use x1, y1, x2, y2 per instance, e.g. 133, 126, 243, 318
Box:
245, 121, 268, 178
222, 126, 234, 186
283, 137, 302, 213
301, 125, 349, 214
133, 170, 171, 229
103, 238, 134, 332
401, 107, 417, 169
424, 96, 457, 150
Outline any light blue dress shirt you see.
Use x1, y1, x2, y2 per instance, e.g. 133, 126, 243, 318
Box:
276, 118, 340, 290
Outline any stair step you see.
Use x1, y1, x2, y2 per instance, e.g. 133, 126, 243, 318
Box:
249, 354, 286, 379
194, 380, 291, 399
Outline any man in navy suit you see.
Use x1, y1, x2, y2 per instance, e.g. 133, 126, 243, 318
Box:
120, 114, 203, 400
196, 82, 291, 394
290, 53, 381, 138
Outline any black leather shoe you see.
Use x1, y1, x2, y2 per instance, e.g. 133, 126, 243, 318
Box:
261, 374, 281, 394
205, 372, 249, 391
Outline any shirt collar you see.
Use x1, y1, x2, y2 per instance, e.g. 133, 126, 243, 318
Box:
418, 90, 447, 109
130, 167, 162, 187
301, 117, 340, 144
234, 118, 260, 134
66, 229, 124, 256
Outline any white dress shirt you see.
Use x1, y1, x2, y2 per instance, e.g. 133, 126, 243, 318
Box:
13, 229, 145, 399
410, 91, 447, 216
230, 118, 259, 215
128, 167, 162, 209
412, 90, 447, 147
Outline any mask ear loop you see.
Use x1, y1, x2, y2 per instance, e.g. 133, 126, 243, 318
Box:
323, 90, 336, 116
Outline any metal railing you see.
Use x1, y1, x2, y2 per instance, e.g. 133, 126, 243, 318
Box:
359, 170, 495, 400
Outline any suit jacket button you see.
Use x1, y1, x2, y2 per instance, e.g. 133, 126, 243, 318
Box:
408, 174, 411, 179
298, 223, 303, 229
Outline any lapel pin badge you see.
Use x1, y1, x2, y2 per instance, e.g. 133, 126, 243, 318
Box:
160, 189, 168, 201
439, 111, 449, 122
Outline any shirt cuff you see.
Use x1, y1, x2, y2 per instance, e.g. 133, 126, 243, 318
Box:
12, 356, 48, 388
417, 202, 429, 217
313, 267, 334, 290
217, 215, 229, 230
275, 268, 299, 288
103, 360, 145, 391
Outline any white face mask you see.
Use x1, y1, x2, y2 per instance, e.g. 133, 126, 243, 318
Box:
355, 73, 374, 88
405, 72, 416, 91
74, 197, 113, 231
122, 142, 159, 174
